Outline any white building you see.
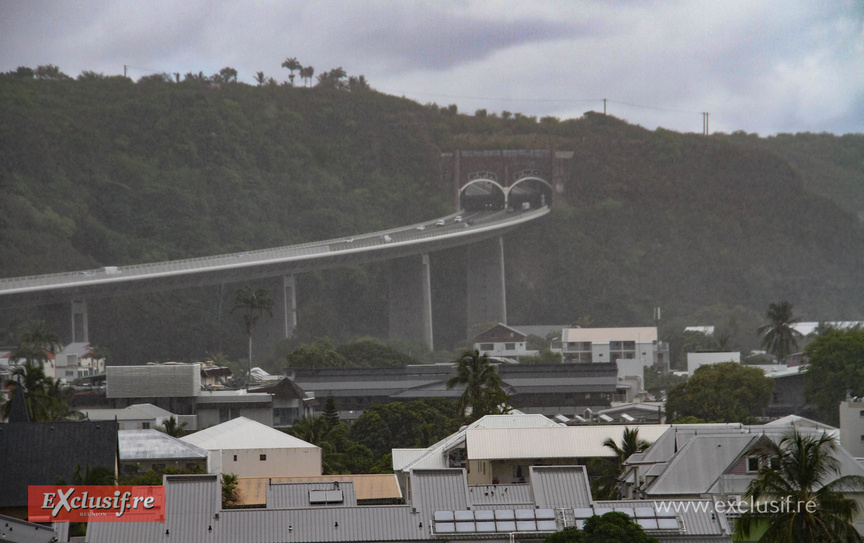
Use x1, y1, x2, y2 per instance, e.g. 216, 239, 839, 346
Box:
840, 398, 864, 458
82, 403, 188, 430
473, 323, 534, 359
180, 416, 321, 478
557, 327, 668, 381
686, 351, 741, 375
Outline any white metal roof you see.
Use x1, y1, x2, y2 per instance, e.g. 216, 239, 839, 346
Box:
119, 429, 208, 461
466, 424, 670, 460
180, 417, 318, 451
561, 327, 658, 343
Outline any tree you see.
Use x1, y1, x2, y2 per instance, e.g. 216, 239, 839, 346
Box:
446, 350, 508, 422
57, 463, 116, 485
158, 415, 188, 437
299, 65, 314, 86
10, 320, 62, 367
665, 362, 773, 423
221, 473, 241, 508
218, 67, 238, 84
803, 326, 864, 425
758, 301, 803, 363
254, 71, 267, 86
544, 512, 660, 543
323, 392, 340, 430
281, 57, 301, 85
231, 286, 274, 382
316, 67, 347, 90
591, 428, 651, 500
736, 430, 864, 542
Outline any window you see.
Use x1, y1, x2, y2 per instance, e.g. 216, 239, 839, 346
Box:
747, 457, 760, 472
479, 343, 494, 351
233, 455, 238, 462
141, 422, 150, 429
186, 463, 198, 471
505, 343, 515, 350
259, 454, 267, 461
859, 410, 864, 417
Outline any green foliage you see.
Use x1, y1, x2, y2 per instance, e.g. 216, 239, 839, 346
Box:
643, 368, 687, 400
758, 301, 803, 362
158, 415, 188, 437
56, 463, 116, 485
544, 512, 659, 543
335, 337, 418, 366
348, 399, 460, 458
665, 362, 773, 423
591, 428, 651, 500
285, 338, 348, 368
803, 326, 864, 425
323, 393, 341, 430
447, 350, 508, 422
119, 464, 204, 485
519, 349, 562, 364
221, 473, 241, 508
736, 431, 864, 543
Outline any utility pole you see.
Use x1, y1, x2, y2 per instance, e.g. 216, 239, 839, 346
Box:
603, 98, 607, 115
702, 112, 710, 135
124, 65, 127, 78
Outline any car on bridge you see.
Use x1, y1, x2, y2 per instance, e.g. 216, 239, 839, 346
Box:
435, 220, 445, 227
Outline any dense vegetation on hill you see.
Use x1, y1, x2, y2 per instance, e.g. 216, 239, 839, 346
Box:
2, 66, 864, 368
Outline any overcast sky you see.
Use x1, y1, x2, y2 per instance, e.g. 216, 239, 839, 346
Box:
2, 0, 862, 136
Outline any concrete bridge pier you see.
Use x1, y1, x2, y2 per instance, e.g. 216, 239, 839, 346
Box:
71, 299, 89, 343
252, 275, 297, 357
388, 253, 434, 350
466, 236, 507, 335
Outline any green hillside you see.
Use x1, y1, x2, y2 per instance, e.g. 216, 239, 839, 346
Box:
2, 69, 863, 366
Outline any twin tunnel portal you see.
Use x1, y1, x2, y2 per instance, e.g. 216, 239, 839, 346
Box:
1, 150, 570, 352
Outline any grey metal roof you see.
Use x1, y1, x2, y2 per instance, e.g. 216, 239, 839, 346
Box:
119, 429, 208, 461
467, 484, 533, 508
529, 465, 592, 509
0, 513, 63, 543
408, 469, 469, 515
268, 481, 358, 509
594, 499, 731, 538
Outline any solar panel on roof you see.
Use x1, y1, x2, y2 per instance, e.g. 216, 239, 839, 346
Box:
434, 511, 454, 522
634, 507, 655, 518
516, 520, 537, 531
574, 519, 586, 529
456, 522, 476, 533
573, 508, 593, 519
436, 523, 456, 533
454, 510, 474, 521
637, 518, 659, 530
474, 510, 494, 521
537, 520, 557, 531
594, 507, 613, 516
476, 521, 496, 532
515, 509, 535, 520
655, 506, 677, 518
496, 521, 517, 532
495, 509, 515, 520
614, 507, 634, 517
535, 509, 555, 520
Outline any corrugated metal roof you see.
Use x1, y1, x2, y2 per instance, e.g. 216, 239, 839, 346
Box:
119, 429, 208, 461
267, 481, 357, 508
466, 425, 670, 460
467, 484, 533, 507
593, 499, 731, 537
180, 416, 318, 451
529, 465, 592, 509
84, 403, 174, 421
0, 513, 62, 543
562, 327, 657, 343
409, 469, 468, 515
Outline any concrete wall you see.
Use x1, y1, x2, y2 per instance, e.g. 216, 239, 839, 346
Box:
840, 400, 864, 458
196, 406, 273, 429
686, 352, 741, 375
107, 365, 200, 398
216, 447, 321, 478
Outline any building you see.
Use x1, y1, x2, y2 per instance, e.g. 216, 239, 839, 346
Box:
119, 429, 208, 475
393, 414, 669, 487
86, 465, 732, 543
249, 378, 317, 428
557, 327, 669, 382
196, 389, 274, 427
236, 474, 403, 507
473, 323, 533, 359
81, 403, 186, 430
840, 398, 864, 458
180, 416, 321, 478
54, 342, 105, 383
291, 363, 620, 421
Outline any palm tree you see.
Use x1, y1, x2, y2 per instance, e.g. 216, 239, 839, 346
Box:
758, 301, 803, 363
299, 65, 314, 87
230, 286, 274, 382
592, 428, 651, 499
158, 415, 188, 437
10, 320, 62, 368
254, 71, 266, 86
736, 430, 864, 542
446, 350, 507, 422
281, 57, 301, 85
